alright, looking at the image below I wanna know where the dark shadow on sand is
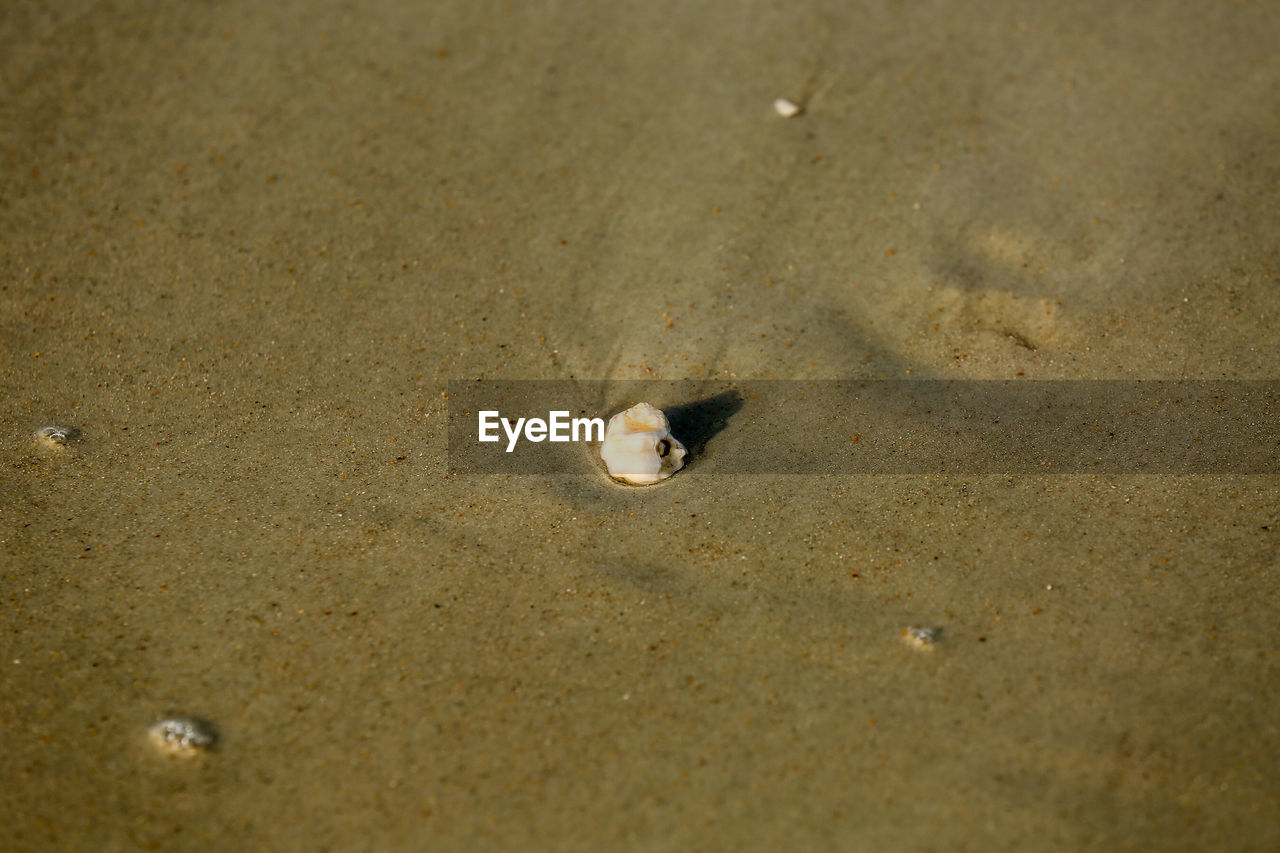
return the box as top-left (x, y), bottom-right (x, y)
top-left (664, 391), bottom-right (744, 466)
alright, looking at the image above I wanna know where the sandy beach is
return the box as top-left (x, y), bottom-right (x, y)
top-left (2, 1), bottom-right (1277, 849)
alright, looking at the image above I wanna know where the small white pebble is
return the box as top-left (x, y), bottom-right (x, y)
top-left (903, 625), bottom-right (941, 650)
top-left (148, 715), bottom-right (217, 758)
top-left (773, 98), bottom-right (801, 118)
top-left (34, 425), bottom-right (75, 449)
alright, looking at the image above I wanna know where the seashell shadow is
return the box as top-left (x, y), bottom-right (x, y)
top-left (663, 391), bottom-right (744, 468)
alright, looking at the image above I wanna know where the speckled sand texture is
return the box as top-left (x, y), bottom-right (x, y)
top-left (2, 1), bottom-right (1278, 850)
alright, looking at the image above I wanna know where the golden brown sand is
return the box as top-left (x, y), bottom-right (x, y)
top-left (2, 1), bottom-right (1277, 849)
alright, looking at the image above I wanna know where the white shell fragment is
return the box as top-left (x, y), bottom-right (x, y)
top-left (773, 98), bottom-right (802, 117)
top-left (34, 425), bottom-right (74, 449)
top-left (600, 403), bottom-right (686, 485)
top-left (148, 715), bottom-right (217, 758)
top-left (903, 625), bottom-right (941, 650)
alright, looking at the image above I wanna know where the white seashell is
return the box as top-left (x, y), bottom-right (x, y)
top-left (148, 715), bottom-right (217, 758)
top-left (903, 626), bottom-right (941, 650)
top-left (600, 403), bottom-right (686, 485)
top-left (34, 425), bottom-right (74, 448)
top-left (773, 98), bottom-right (801, 117)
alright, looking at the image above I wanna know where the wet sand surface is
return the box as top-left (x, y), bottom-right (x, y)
top-left (2, 1), bottom-right (1278, 849)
